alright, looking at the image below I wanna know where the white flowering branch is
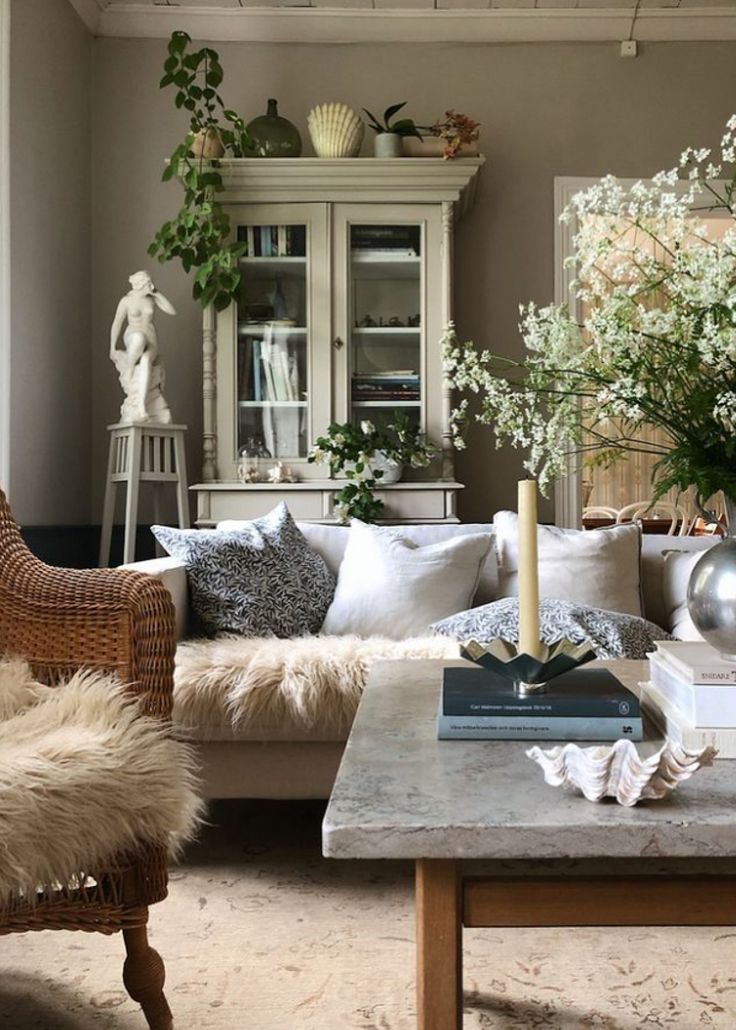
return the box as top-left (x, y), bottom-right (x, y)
top-left (443, 114), bottom-right (736, 501)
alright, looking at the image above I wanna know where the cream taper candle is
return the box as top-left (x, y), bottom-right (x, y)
top-left (517, 479), bottom-right (541, 658)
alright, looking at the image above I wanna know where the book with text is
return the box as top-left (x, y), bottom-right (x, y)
top-left (654, 641), bottom-right (736, 683)
top-left (441, 667), bottom-right (640, 719)
top-left (640, 680), bottom-right (733, 757)
top-left (648, 651), bottom-right (736, 728)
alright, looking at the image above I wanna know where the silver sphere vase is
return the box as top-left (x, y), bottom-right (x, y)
top-left (687, 497), bottom-right (736, 660)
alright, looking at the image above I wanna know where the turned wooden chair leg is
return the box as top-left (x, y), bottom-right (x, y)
top-left (123, 924), bottom-right (173, 1030)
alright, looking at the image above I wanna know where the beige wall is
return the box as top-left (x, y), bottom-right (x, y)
top-left (86, 38), bottom-right (734, 523)
top-left (9, 0), bottom-right (91, 525)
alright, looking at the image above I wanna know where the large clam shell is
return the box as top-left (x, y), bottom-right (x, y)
top-left (307, 102), bottom-right (364, 158)
top-left (526, 738), bottom-right (716, 807)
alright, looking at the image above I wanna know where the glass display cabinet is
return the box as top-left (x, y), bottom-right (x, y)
top-left (194, 157), bottom-right (483, 525)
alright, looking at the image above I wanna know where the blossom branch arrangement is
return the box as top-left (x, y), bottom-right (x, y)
top-left (426, 110), bottom-right (480, 159)
top-left (443, 113), bottom-right (736, 503)
top-left (308, 416), bottom-right (437, 523)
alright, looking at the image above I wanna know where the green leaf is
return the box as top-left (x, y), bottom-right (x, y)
top-left (383, 101), bottom-right (407, 125)
top-left (170, 31), bottom-right (191, 54)
top-left (362, 109), bottom-right (382, 132)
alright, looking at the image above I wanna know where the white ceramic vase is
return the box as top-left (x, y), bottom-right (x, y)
top-left (371, 451), bottom-right (402, 484)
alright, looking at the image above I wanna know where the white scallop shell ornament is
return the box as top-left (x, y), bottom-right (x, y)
top-left (308, 103), bottom-right (364, 158)
top-left (526, 738), bottom-right (716, 807)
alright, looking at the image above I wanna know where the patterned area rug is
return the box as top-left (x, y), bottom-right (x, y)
top-left (1, 800), bottom-right (735, 1029)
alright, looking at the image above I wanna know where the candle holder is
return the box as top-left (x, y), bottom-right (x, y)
top-left (461, 637), bottom-right (597, 696)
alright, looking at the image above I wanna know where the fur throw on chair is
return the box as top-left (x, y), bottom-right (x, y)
top-left (174, 634), bottom-right (459, 734)
top-left (0, 659), bottom-right (203, 898)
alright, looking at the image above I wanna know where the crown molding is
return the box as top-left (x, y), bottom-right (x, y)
top-left (86, 6), bottom-right (736, 44)
top-left (67, 0), bottom-right (102, 35)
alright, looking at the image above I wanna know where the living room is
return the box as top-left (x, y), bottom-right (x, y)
top-left (2, 0), bottom-right (736, 1027)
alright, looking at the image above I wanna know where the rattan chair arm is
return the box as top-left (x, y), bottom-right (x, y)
top-left (0, 493), bottom-right (175, 717)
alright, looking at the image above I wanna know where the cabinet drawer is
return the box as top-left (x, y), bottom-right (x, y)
top-left (375, 487), bottom-right (452, 521)
top-left (200, 488), bottom-right (326, 524)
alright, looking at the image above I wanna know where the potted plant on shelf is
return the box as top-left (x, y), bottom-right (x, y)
top-left (403, 110), bottom-right (480, 159)
top-left (363, 102), bottom-right (422, 159)
top-left (308, 416), bottom-right (437, 523)
top-left (148, 31), bottom-right (254, 311)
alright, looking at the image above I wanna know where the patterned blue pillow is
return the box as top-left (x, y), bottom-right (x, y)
top-left (431, 597), bottom-right (672, 660)
top-left (152, 503), bottom-right (335, 638)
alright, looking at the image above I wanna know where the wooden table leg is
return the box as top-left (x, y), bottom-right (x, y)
top-left (416, 859), bottom-right (462, 1030)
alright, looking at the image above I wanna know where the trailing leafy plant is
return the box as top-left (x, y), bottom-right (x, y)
top-left (309, 417), bottom-right (437, 523)
top-left (148, 31), bottom-right (253, 311)
top-left (362, 102), bottom-right (422, 139)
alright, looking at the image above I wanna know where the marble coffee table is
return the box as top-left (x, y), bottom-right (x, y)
top-left (322, 658), bottom-right (736, 1030)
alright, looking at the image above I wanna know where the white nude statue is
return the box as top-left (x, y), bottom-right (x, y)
top-left (109, 271), bottom-right (176, 424)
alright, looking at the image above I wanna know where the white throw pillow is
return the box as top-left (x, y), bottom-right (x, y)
top-left (321, 520), bottom-right (493, 639)
top-left (493, 511), bottom-right (642, 617)
top-left (661, 550), bottom-right (706, 641)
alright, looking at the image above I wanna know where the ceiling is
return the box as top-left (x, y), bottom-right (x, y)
top-left (94, 0), bottom-right (736, 7)
top-left (69, 0), bottom-right (736, 41)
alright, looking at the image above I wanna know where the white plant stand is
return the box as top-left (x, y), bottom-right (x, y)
top-left (99, 422), bottom-right (188, 567)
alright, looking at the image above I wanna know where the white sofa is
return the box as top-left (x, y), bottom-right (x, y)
top-left (124, 522), bottom-right (715, 800)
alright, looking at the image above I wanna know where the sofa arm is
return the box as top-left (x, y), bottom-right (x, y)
top-left (120, 557), bottom-right (189, 641)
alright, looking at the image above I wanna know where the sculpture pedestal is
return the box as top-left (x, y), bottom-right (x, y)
top-left (99, 422), bottom-right (188, 567)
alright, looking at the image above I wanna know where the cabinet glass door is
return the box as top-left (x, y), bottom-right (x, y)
top-left (236, 222), bottom-right (309, 461)
top-left (348, 223), bottom-right (423, 433)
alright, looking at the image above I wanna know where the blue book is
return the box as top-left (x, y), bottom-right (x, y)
top-left (252, 340), bottom-right (261, 402)
top-left (442, 667), bottom-right (640, 720)
top-left (260, 226), bottom-right (272, 257)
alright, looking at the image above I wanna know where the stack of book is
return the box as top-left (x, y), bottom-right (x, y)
top-left (642, 641), bottom-right (736, 758)
top-left (237, 225), bottom-right (306, 258)
top-left (351, 225), bottom-right (419, 254)
top-left (437, 666), bottom-right (643, 741)
top-left (352, 372), bottom-right (420, 403)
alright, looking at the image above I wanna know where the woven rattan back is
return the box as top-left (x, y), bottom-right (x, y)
top-left (0, 489), bottom-right (175, 716)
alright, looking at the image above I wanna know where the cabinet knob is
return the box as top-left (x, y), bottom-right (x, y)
top-left (333, 337), bottom-right (345, 350)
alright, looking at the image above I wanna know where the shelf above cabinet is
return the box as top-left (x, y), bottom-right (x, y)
top-left (217, 158), bottom-right (484, 218)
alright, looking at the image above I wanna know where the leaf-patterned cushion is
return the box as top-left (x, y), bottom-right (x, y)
top-left (152, 503), bottom-right (335, 638)
top-left (431, 597), bottom-right (672, 660)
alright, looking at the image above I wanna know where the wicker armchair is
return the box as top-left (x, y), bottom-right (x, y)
top-left (0, 489), bottom-right (178, 1030)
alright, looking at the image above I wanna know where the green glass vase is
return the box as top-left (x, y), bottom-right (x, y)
top-left (246, 99), bottom-right (302, 158)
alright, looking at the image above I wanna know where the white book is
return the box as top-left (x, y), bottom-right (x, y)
top-left (640, 681), bottom-right (736, 758)
top-left (654, 641), bottom-right (736, 684)
top-left (277, 225), bottom-right (287, 257)
top-left (648, 652), bottom-right (736, 728)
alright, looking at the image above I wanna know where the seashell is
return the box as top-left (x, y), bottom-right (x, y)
top-left (307, 103), bottom-right (364, 159)
top-left (526, 738), bottom-right (717, 807)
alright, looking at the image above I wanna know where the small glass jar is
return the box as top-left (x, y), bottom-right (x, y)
top-left (237, 437), bottom-right (272, 484)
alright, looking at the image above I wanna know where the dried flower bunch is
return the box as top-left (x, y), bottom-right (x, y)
top-left (428, 110), bottom-right (480, 159)
top-left (444, 113), bottom-right (736, 503)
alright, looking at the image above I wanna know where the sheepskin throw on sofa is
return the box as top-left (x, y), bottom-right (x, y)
top-left (0, 659), bottom-right (203, 897)
top-left (173, 635), bottom-right (459, 734)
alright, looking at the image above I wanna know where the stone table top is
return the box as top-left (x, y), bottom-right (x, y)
top-left (322, 659), bottom-right (736, 861)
